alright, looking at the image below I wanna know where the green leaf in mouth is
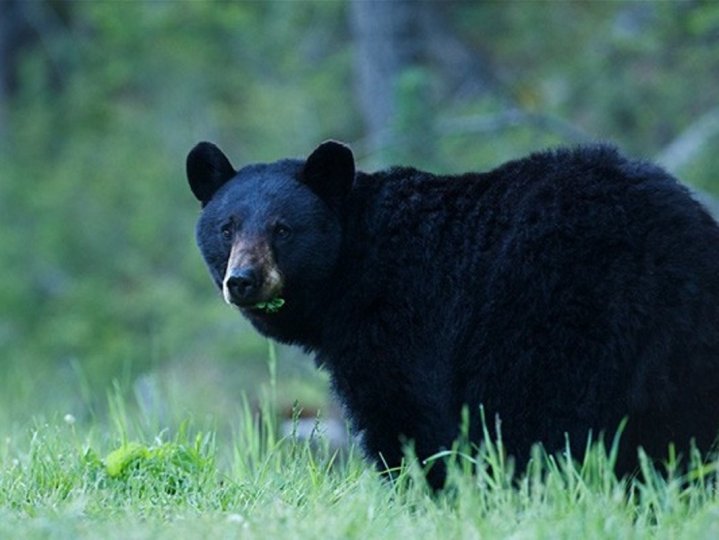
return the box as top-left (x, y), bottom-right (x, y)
top-left (252, 297), bottom-right (285, 313)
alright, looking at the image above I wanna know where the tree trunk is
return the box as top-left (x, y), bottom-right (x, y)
top-left (0, 0), bottom-right (30, 141)
top-left (349, 0), bottom-right (424, 166)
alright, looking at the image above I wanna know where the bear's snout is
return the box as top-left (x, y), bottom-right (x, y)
top-left (221, 238), bottom-right (284, 308)
top-left (224, 267), bottom-right (260, 306)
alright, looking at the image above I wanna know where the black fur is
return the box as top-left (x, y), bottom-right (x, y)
top-left (187, 141), bottom-right (236, 205)
top-left (188, 142), bottom-right (719, 489)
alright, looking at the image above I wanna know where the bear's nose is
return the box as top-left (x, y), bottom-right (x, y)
top-left (225, 267), bottom-right (259, 304)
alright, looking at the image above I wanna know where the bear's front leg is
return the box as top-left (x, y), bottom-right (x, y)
top-left (331, 358), bottom-right (459, 490)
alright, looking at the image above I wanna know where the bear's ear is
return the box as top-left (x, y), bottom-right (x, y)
top-left (302, 140), bottom-right (355, 207)
top-left (186, 141), bottom-right (236, 205)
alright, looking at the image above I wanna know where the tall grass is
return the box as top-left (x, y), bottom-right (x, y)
top-left (0, 342), bottom-right (717, 538)
top-left (1, 381), bottom-right (718, 540)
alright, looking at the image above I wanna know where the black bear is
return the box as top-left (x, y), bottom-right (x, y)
top-left (186, 140), bottom-right (719, 488)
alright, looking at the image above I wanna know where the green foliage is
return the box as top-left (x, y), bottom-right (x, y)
top-left (253, 297), bottom-right (286, 314)
top-left (1, 1), bottom-right (718, 423)
top-left (1, 399), bottom-right (719, 538)
top-left (104, 442), bottom-right (150, 478)
top-left (442, 3), bottom-right (719, 185)
top-left (0, 1), bottom-right (352, 420)
top-left (1, 8), bottom-right (718, 536)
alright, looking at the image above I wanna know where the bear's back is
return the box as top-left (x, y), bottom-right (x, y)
top-left (340, 145), bottom-right (719, 321)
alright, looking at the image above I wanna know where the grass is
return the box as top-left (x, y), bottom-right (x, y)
top-left (1, 389), bottom-right (719, 540)
top-left (1, 345), bottom-right (718, 539)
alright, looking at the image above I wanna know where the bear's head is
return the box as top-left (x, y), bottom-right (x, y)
top-left (186, 140), bottom-right (355, 343)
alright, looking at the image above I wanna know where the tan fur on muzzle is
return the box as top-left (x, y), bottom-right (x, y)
top-left (222, 239), bottom-right (283, 305)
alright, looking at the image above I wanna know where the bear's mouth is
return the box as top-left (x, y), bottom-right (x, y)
top-left (248, 297), bottom-right (285, 314)
top-left (222, 263), bottom-right (285, 313)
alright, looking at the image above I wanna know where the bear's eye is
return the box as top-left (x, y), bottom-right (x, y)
top-left (274, 222), bottom-right (292, 240)
top-left (220, 224), bottom-right (232, 241)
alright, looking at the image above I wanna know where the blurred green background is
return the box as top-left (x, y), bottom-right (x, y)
top-left (1, 1), bottom-right (718, 430)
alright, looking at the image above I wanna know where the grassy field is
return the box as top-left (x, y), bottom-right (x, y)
top-left (3, 3), bottom-right (719, 537)
top-left (2, 357), bottom-right (719, 540)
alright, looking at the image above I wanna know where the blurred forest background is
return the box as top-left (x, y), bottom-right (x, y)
top-left (0, 1), bottom-right (718, 431)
